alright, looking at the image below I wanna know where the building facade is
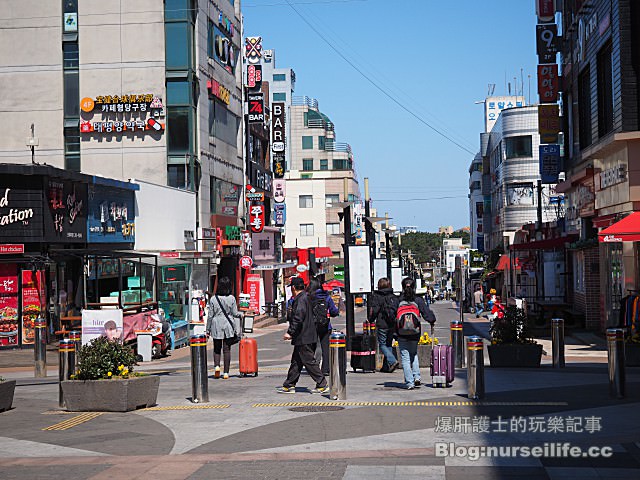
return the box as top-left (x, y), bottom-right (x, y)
top-left (468, 153), bottom-right (484, 251)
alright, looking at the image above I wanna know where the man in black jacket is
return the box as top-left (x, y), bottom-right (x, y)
top-left (277, 277), bottom-right (328, 394)
top-left (368, 277), bottom-right (399, 372)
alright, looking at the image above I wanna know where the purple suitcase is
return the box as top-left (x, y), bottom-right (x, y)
top-left (430, 327), bottom-right (454, 387)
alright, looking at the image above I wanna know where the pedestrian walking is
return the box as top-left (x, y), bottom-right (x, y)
top-left (394, 277), bottom-right (436, 390)
top-left (473, 286), bottom-right (484, 318)
top-left (308, 276), bottom-right (339, 376)
top-left (368, 277), bottom-right (398, 373)
top-left (277, 277), bottom-right (328, 394)
top-left (206, 276), bottom-right (242, 379)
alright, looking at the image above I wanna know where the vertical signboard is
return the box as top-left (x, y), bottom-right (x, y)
top-left (247, 93), bottom-right (265, 123)
top-left (273, 203), bottom-right (286, 227)
top-left (249, 203), bottom-right (265, 233)
top-left (536, 23), bottom-right (558, 64)
top-left (537, 64), bottom-right (559, 103)
top-left (0, 264), bottom-right (19, 348)
top-left (246, 64), bottom-right (262, 91)
top-left (21, 270), bottom-right (44, 346)
top-left (538, 103), bottom-right (560, 143)
top-left (244, 36), bottom-right (262, 64)
top-left (540, 144), bottom-right (561, 183)
top-left (348, 245), bottom-right (372, 293)
top-left (536, 0), bottom-right (556, 23)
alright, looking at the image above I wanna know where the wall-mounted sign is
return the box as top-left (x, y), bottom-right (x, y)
top-left (507, 183), bottom-right (534, 205)
top-left (536, 0), bottom-right (555, 23)
top-left (0, 244), bottom-right (24, 254)
top-left (272, 155), bottom-right (285, 179)
top-left (80, 94), bottom-right (165, 135)
top-left (599, 164), bottom-right (627, 190)
top-left (249, 163), bottom-right (273, 194)
top-left (249, 203), bottom-right (265, 233)
top-left (246, 191), bottom-right (264, 202)
top-left (537, 64), bottom-right (559, 103)
top-left (245, 36), bottom-right (262, 64)
top-left (0, 184), bottom-right (42, 241)
top-left (218, 11), bottom-right (235, 37)
top-left (538, 103), bottom-right (560, 144)
top-left (271, 102), bottom-right (286, 152)
top-left (64, 13), bottom-right (78, 32)
top-left (213, 24), bottom-right (238, 74)
top-left (240, 256), bottom-right (253, 270)
top-left (539, 144), bottom-right (560, 184)
top-left (484, 96), bottom-right (524, 133)
top-left (207, 79), bottom-right (231, 105)
top-left (211, 178), bottom-right (240, 216)
top-left (273, 203), bottom-right (286, 227)
top-left (248, 93), bottom-right (265, 123)
top-left (87, 185), bottom-right (135, 243)
top-left (536, 23), bottom-right (558, 64)
top-left (45, 179), bottom-right (87, 243)
top-left (273, 179), bottom-right (286, 203)
top-left (246, 64), bottom-right (262, 91)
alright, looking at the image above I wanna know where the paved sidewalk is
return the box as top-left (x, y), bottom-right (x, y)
top-left (1, 302), bottom-right (638, 479)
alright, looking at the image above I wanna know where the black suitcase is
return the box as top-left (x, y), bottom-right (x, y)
top-left (350, 334), bottom-right (376, 372)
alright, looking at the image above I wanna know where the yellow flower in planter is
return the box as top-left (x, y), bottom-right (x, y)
top-left (107, 372), bottom-right (112, 377)
top-left (118, 365), bottom-right (124, 371)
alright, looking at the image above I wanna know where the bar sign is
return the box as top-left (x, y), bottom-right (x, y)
top-left (0, 244), bottom-right (24, 254)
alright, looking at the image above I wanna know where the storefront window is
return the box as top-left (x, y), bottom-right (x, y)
top-left (159, 264), bottom-right (191, 322)
top-left (605, 244), bottom-right (624, 325)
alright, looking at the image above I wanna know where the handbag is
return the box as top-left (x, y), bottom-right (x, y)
top-left (216, 295), bottom-right (240, 345)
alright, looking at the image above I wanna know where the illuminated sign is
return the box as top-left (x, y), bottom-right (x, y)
top-left (248, 93), bottom-right (264, 123)
top-left (79, 93), bottom-right (165, 135)
top-left (207, 79), bottom-right (231, 105)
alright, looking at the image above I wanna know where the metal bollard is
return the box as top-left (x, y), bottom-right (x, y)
top-left (551, 318), bottom-right (565, 368)
top-left (606, 328), bottom-right (625, 399)
top-left (467, 336), bottom-right (485, 400)
top-left (451, 319), bottom-right (465, 368)
top-left (34, 317), bottom-right (47, 378)
top-left (68, 330), bottom-right (82, 367)
top-left (329, 331), bottom-right (347, 400)
top-left (190, 334), bottom-right (209, 403)
top-left (58, 339), bottom-right (75, 408)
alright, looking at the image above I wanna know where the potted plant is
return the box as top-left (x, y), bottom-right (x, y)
top-left (417, 331), bottom-right (438, 367)
top-left (0, 376), bottom-right (16, 412)
top-left (488, 305), bottom-right (543, 367)
top-left (61, 336), bottom-right (159, 412)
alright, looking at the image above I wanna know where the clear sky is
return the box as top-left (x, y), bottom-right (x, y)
top-left (243, 0), bottom-right (539, 232)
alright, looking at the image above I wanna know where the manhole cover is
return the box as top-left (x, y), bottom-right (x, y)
top-left (289, 406), bottom-right (345, 412)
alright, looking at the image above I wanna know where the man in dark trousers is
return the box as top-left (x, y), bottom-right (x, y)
top-left (277, 277), bottom-right (328, 394)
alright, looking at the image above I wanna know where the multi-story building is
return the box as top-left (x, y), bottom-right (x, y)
top-left (468, 153), bottom-right (484, 251)
top-left (557, 0), bottom-right (640, 330)
top-left (285, 96), bottom-right (359, 264)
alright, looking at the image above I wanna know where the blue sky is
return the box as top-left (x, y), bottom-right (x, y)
top-left (243, 0), bottom-right (539, 232)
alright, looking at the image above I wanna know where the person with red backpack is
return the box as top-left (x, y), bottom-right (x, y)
top-left (394, 277), bottom-right (436, 390)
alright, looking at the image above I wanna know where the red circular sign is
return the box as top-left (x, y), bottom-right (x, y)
top-left (240, 256), bottom-right (253, 270)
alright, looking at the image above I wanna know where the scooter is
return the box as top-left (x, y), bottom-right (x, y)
top-left (149, 313), bottom-right (171, 358)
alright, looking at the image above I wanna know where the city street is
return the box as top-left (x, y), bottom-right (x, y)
top-left (1, 302), bottom-right (639, 480)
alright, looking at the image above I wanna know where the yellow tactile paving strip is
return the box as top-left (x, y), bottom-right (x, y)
top-left (252, 400), bottom-right (568, 408)
top-left (42, 412), bottom-right (103, 430)
top-left (142, 404), bottom-right (230, 411)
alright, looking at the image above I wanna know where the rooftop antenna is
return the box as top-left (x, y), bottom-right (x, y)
top-left (26, 123), bottom-right (39, 165)
top-left (508, 82), bottom-right (511, 95)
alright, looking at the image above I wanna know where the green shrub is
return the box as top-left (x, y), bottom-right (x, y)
top-left (489, 305), bottom-right (534, 345)
top-left (74, 336), bottom-right (137, 380)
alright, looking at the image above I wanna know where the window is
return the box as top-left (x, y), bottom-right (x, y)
top-left (301, 173), bottom-right (312, 179)
top-left (470, 181), bottom-right (481, 191)
top-left (64, 127), bottom-right (80, 172)
top-left (62, 43), bottom-right (78, 69)
top-left (597, 41), bottom-right (614, 137)
top-left (578, 66), bottom-right (592, 149)
top-left (302, 158), bottom-right (313, 171)
top-left (471, 162), bottom-right (482, 172)
top-left (299, 195), bottom-right (313, 208)
top-left (63, 71), bottom-right (79, 118)
top-left (165, 22), bottom-right (193, 70)
top-left (318, 136), bottom-right (325, 150)
top-left (325, 194), bottom-right (339, 207)
top-left (327, 223), bottom-right (340, 235)
top-left (165, 0), bottom-right (195, 21)
top-left (273, 92), bottom-right (286, 101)
top-left (333, 159), bottom-right (351, 170)
top-left (300, 224), bottom-right (314, 236)
top-left (504, 136), bottom-right (532, 159)
top-left (209, 99), bottom-right (239, 146)
top-left (167, 106), bottom-right (192, 154)
top-left (168, 164), bottom-right (187, 189)
top-left (320, 159), bottom-right (328, 170)
top-left (167, 80), bottom-right (191, 105)
top-left (302, 136), bottom-right (313, 149)
top-left (573, 251), bottom-right (585, 293)
top-left (273, 73), bottom-right (286, 81)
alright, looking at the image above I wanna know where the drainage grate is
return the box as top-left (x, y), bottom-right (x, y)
top-left (289, 406), bottom-right (345, 412)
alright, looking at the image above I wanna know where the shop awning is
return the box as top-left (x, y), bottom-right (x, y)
top-left (313, 247), bottom-right (333, 258)
top-left (510, 234), bottom-right (578, 251)
top-left (495, 254), bottom-right (511, 271)
top-left (598, 212), bottom-right (640, 242)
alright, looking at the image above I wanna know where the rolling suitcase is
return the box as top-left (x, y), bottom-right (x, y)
top-left (430, 326), bottom-right (454, 387)
top-left (350, 334), bottom-right (376, 372)
top-left (239, 336), bottom-right (258, 377)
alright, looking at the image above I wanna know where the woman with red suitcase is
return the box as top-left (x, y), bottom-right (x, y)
top-left (206, 277), bottom-right (242, 379)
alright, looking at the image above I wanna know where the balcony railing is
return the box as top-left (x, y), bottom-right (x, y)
top-left (324, 141), bottom-right (351, 153)
top-left (308, 118), bottom-right (334, 131)
top-left (292, 96), bottom-right (319, 109)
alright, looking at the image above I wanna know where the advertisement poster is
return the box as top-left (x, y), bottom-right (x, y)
top-left (81, 309), bottom-right (124, 346)
top-left (0, 264), bottom-right (19, 347)
top-left (348, 245), bottom-right (372, 293)
top-left (246, 273), bottom-right (264, 313)
top-left (21, 270), bottom-right (44, 346)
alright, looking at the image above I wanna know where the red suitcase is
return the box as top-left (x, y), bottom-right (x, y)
top-left (239, 337), bottom-right (258, 377)
top-left (430, 327), bottom-right (454, 387)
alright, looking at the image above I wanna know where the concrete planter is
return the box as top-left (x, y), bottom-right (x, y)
top-left (417, 344), bottom-right (433, 368)
top-left (488, 343), bottom-right (543, 368)
top-left (61, 375), bottom-right (159, 412)
top-left (0, 380), bottom-right (16, 412)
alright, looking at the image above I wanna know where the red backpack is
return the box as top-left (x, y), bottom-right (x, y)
top-left (395, 301), bottom-right (421, 336)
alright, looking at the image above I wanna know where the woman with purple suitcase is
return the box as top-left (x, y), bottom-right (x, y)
top-left (394, 277), bottom-right (436, 389)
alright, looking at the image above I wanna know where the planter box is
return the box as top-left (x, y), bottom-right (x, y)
top-left (488, 343), bottom-right (543, 368)
top-left (626, 343), bottom-right (640, 367)
top-left (61, 375), bottom-right (159, 412)
top-left (0, 380), bottom-right (16, 412)
top-left (417, 344), bottom-right (433, 368)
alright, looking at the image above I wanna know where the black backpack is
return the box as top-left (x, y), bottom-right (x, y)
top-left (311, 295), bottom-right (330, 328)
top-left (377, 294), bottom-right (397, 329)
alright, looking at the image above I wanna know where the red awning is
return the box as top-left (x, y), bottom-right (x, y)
top-left (510, 234), bottom-right (578, 251)
top-left (495, 254), bottom-right (511, 271)
top-left (313, 247), bottom-right (333, 258)
top-left (599, 212), bottom-right (640, 242)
